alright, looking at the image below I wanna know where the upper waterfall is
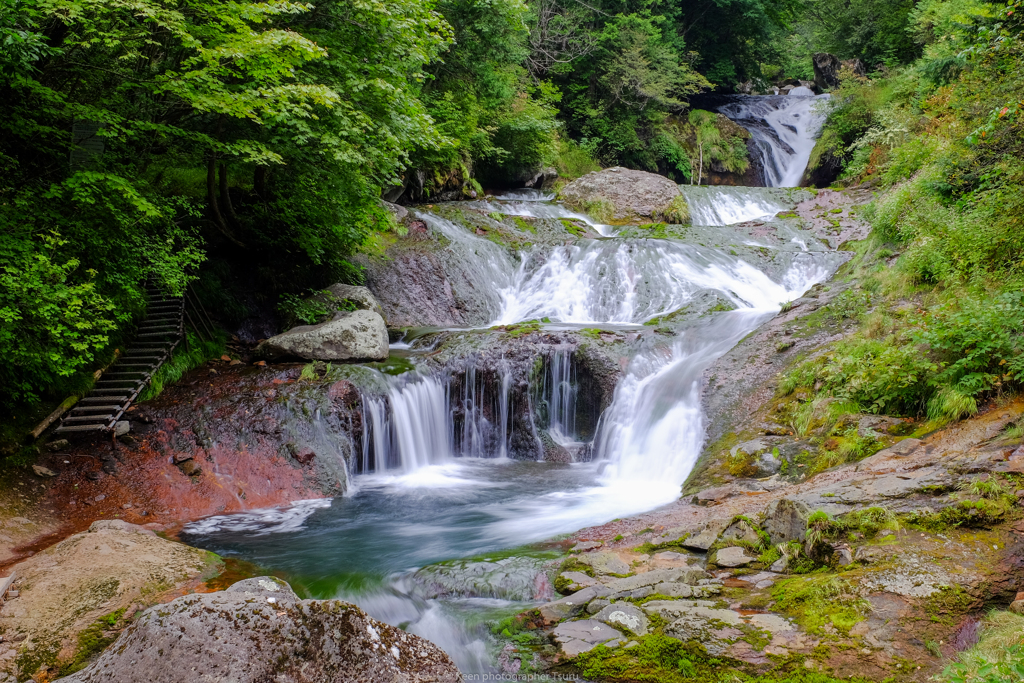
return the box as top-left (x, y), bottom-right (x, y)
top-left (711, 94), bottom-right (830, 187)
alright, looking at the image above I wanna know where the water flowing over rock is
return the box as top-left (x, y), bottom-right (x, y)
top-left (57, 577), bottom-right (461, 683)
top-left (257, 310), bottom-right (389, 362)
top-left (558, 167), bottom-right (686, 222)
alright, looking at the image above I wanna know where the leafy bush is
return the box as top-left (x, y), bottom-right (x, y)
top-left (0, 233), bottom-right (117, 406)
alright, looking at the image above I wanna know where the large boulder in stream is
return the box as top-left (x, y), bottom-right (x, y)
top-left (58, 577), bottom-right (461, 683)
top-left (257, 309), bottom-right (389, 362)
top-left (559, 167), bottom-right (688, 223)
top-left (813, 52), bottom-right (867, 91)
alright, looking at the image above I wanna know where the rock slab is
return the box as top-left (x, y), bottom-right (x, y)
top-left (58, 577), bottom-right (460, 683)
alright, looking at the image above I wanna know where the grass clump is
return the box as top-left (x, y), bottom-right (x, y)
top-left (139, 331), bottom-right (225, 401)
top-left (939, 611), bottom-right (1024, 683)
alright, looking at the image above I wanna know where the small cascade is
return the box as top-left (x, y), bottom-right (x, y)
top-left (495, 239), bottom-right (810, 324)
top-left (712, 94), bottom-right (830, 187)
top-left (360, 376), bottom-right (452, 473)
top-left (680, 186), bottom-right (789, 226)
top-left (545, 347), bottom-right (577, 442)
top-left (463, 190), bottom-right (613, 236)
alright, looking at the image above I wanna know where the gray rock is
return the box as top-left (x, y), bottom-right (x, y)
top-left (720, 519), bottom-right (763, 547)
top-left (715, 547), bottom-right (754, 568)
top-left (411, 555), bottom-right (553, 602)
top-left (113, 421), bottom-right (130, 437)
top-left (557, 571), bottom-right (599, 594)
top-left (836, 547), bottom-right (854, 566)
top-left (682, 518), bottom-right (731, 551)
top-left (586, 598), bottom-right (610, 615)
top-left (381, 200), bottom-right (409, 223)
top-left (325, 284), bottom-right (387, 323)
top-left (559, 167), bottom-right (686, 222)
top-left (762, 498), bottom-right (813, 544)
top-left (572, 541), bottom-right (603, 553)
top-left (576, 551), bottom-right (630, 576)
top-left (57, 577), bottom-right (459, 683)
top-left (653, 583), bottom-right (693, 598)
top-left (551, 619), bottom-right (623, 657)
top-left (602, 568), bottom-right (709, 593)
top-left (769, 555), bottom-right (789, 573)
top-left (593, 603), bottom-right (649, 636)
top-left (46, 439), bottom-right (70, 452)
top-left (258, 310), bottom-right (388, 362)
top-left (537, 584), bottom-right (611, 624)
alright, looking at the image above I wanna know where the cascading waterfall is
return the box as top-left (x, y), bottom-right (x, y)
top-left (183, 101), bottom-right (845, 675)
top-left (713, 93), bottom-right (830, 187)
top-left (495, 239), bottom-right (811, 325)
top-left (680, 185), bottom-right (790, 225)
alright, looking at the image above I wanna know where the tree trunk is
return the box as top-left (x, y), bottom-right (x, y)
top-left (219, 162), bottom-right (241, 229)
top-left (254, 166), bottom-right (267, 199)
top-left (207, 157), bottom-right (244, 247)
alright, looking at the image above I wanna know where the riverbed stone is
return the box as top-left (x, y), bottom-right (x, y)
top-left (593, 602), bottom-right (649, 636)
top-left (257, 309), bottom-right (389, 362)
top-left (536, 584), bottom-right (611, 624)
top-left (576, 551), bottom-right (630, 576)
top-left (720, 519), bottom-right (763, 546)
top-left (551, 619), bottom-right (624, 657)
top-left (682, 518), bottom-right (732, 550)
top-left (557, 571), bottom-right (599, 594)
top-left (715, 546), bottom-right (755, 567)
top-left (324, 284), bottom-right (387, 323)
top-left (763, 497), bottom-right (813, 544)
top-left (58, 577), bottom-right (460, 683)
top-left (559, 167), bottom-right (686, 222)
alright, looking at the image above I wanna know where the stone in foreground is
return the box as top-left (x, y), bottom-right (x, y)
top-left (258, 309), bottom-right (388, 362)
top-left (57, 577), bottom-right (460, 683)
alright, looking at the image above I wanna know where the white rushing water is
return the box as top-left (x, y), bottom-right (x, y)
top-left (715, 94), bottom-right (830, 187)
top-left (680, 185), bottom-right (790, 225)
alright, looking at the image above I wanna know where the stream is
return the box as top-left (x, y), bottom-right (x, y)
top-left (181, 93), bottom-right (840, 673)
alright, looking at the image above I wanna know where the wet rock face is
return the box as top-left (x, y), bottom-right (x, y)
top-left (258, 310), bottom-right (389, 362)
top-left (559, 167), bottom-right (685, 222)
top-left (57, 577), bottom-right (461, 683)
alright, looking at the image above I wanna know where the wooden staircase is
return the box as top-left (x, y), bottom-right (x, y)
top-left (55, 284), bottom-right (184, 435)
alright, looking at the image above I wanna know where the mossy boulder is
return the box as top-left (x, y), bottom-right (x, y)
top-left (57, 577), bottom-right (460, 683)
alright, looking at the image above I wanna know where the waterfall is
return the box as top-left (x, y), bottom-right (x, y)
top-left (680, 186), bottom-right (790, 225)
top-left (712, 94), bottom-right (830, 187)
top-left (494, 239), bottom-right (806, 324)
top-left (544, 346), bottom-right (577, 444)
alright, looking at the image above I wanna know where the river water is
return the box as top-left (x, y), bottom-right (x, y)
top-left (182, 94), bottom-right (836, 672)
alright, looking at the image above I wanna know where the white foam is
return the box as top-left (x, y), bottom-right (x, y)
top-left (183, 498), bottom-right (332, 536)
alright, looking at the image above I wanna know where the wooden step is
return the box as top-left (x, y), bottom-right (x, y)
top-left (62, 416), bottom-right (113, 424)
top-left (55, 424), bottom-right (110, 433)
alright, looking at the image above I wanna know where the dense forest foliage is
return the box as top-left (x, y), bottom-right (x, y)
top-left (0, 0), bottom-right (1019, 416)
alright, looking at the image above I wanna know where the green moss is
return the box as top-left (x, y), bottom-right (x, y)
top-left (559, 218), bottom-right (587, 237)
top-left (925, 585), bottom-right (977, 625)
top-left (57, 608), bottom-right (127, 676)
top-left (511, 215), bottom-right (536, 233)
top-left (573, 635), bottom-right (721, 682)
top-left (771, 575), bottom-right (869, 635)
